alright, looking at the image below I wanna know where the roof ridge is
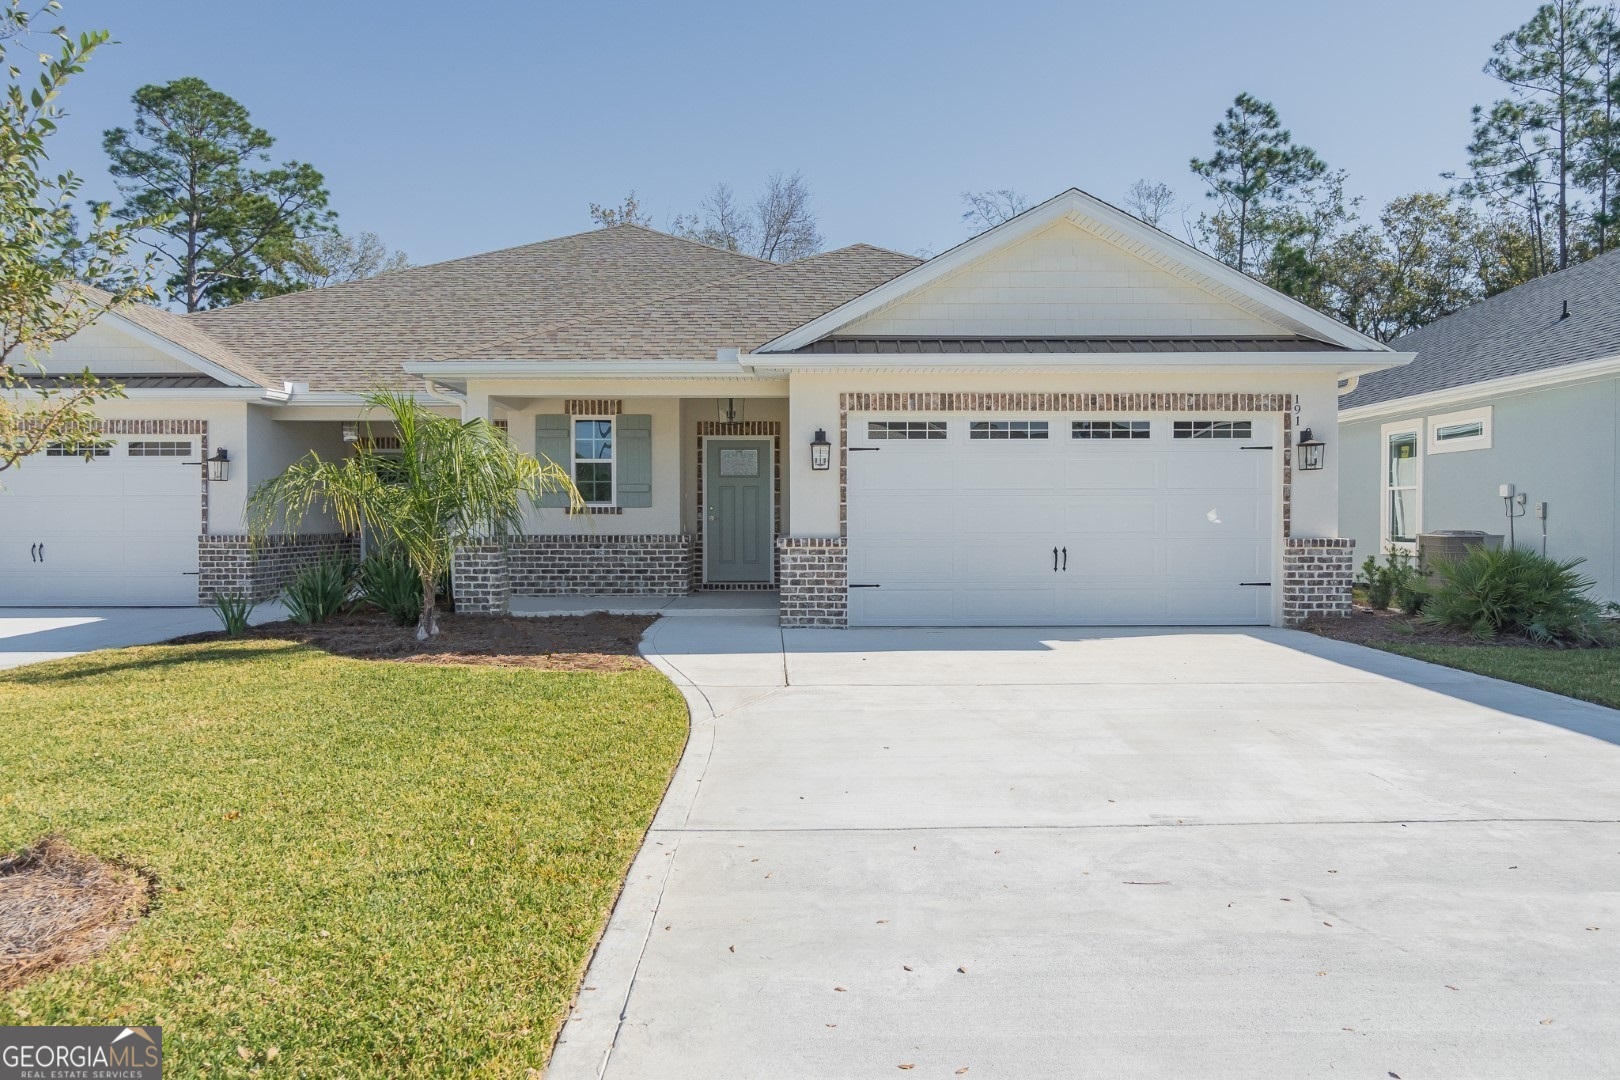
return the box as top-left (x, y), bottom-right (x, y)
top-left (188, 224), bottom-right (772, 322)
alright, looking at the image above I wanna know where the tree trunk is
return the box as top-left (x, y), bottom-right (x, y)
top-left (416, 570), bottom-right (439, 641)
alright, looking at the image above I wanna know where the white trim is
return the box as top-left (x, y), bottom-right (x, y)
top-left (1380, 418), bottom-right (1424, 552)
top-left (1426, 405), bottom-right (1493, 455)
top-left (406, 360), bottom-right (758, 378)
top-left (755, 189), bottom-right (1394, 355)
top-left (743, 351), bottom-right (1409, 377)
top-left (700, 434), bottom-right (776, 585)
top-left (1340, 354), bottom-right (1620, 422)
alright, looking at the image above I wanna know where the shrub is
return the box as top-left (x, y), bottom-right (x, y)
top-left (210, 592), bottom-right (255, 638)
top-left (1358, 550), bottom-right (1425, 613)
top-left (283, 556), bottom-right (354, 625)
top-left (1423, 546), bottom-right (1614, 645)
top-left (357, 549), bottom-right (422, 627)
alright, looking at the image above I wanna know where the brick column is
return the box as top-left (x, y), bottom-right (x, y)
top-left (1282, 538), bottom-right (1355, 625)
top-left (452, 542), bottom-right (511, 614)
top-left (777, 537), bottom-right (847, 628)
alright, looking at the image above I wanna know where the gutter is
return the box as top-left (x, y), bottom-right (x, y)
top-left (1339, 353), bottom-right (1620, 422)
top-left (743, 351), bottom-right (1414, 377)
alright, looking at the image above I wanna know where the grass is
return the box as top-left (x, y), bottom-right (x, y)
top-left (0, 639), bottom-right (688, 1076)
top-left (1375, 641), bottom-right (1620, 710)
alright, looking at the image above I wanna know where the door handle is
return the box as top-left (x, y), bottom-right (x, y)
top-left (30, 543), bottom-right (37, 563)
top-left (37, 542), bottom-right (44, 563)
top-left (1053, 546), bottom-right (1058, 572)
top-left (1062, 546), bottom-right (1067, 571)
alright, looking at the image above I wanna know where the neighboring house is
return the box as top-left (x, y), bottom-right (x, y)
top-left (4, 189), bottom-right (1405, 626)
top-left (1339, 250), bottom-right (1620, 603)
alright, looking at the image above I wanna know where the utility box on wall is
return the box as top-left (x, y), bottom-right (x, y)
top-left (1417, 531), bottom-right (1504, 566)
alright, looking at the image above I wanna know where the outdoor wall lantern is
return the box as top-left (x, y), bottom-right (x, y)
top-left (810, 428), bottom-right (832, 471)
top-left (342, 421), bottom-right (360, 443)
top-left (208, 447), bottom-right (230, 482)
top-left (1295, 428), bottom-right (1325, 471)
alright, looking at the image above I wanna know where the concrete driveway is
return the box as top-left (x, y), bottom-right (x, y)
top-left (0, 604), bottom-right (288, 670)
top-left (551, 615), bottom-right (1620, 1080)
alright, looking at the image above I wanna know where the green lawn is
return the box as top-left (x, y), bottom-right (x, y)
top-left (1376, 641), bottom-right (1620, 710)
top-left (0, 639), bottom-right (688, 1076)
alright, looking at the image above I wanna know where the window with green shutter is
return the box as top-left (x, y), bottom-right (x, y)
top-left (534, 412), bottom-right (652, 509)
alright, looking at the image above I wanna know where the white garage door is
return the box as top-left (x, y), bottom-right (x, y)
top-left (0, 438), bottom-right (202, 606)
top-left (846, 415), bottom-right (1276, 626)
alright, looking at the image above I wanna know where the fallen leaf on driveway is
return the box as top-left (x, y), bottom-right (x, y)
top-left (957, 966), bottom-right (967, 974)
top-left (1541, 1019), bottom-right (1554, 1025)
top-left (728, 945), bottom-right (735, 953)
top-left (956, 1070), bottom-right (969, 1076)
top-left (1445, 985), bottom-right (1459, 991)
top-left (834, 986), bottom-right (846, 992)
top-left (898, 1064), bottom-right (915, 1070)
top-left (903, 965), bottom-right (912, 971)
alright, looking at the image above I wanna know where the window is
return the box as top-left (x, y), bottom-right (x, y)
top-left (572, 418), bottom-right (614, 504)
top-left (44, 442), bottom-right (110, 458)
top-left (1073, 420), bottom-right (1149, 440)
top-left (1382, 421), bottom-right (1422, 547)
top-left (868, 420), bottom-right (946, 440)
top-left (969, 420), bottom-right (1048, 440)
top-left (1173, 420), bottom-right (1252, 440)
top-left (1427, 406), bottom-right (1492, 454)
top-left (126, 440), bottom-right (192, 457)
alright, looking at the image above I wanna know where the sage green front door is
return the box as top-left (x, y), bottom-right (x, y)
top-left (705, 439), bottom-right (772, 582)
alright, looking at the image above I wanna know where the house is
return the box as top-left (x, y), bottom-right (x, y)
top-left (3, 189), bottom-right (1405, 626)
top-left (1339, 249), bottom-right (1620, 603)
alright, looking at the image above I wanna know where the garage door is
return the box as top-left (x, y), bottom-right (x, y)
top-left (0, 438), bottom-right (202, 606)
top-left (846, 415), bottom-right (1276, 626)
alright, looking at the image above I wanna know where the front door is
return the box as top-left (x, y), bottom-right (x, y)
top-left (705, 438), bottom-right (772, 582)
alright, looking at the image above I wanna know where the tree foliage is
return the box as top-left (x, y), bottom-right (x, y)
top-left (1, 1), bottom-right (150, 475)
top-left (104, 76), bottom-right (334, 311)
top-left (246, 392), bottom-right (579, 640)
top-left (959, 189), bottom-right (1029, 232)
top-left (1122, 180), bottom-right (1180, 229)
top-left (1190, 93), bottom-right (1330, 275)
top-left (671, 172), bottom-right (823, 261)
top-left (588, 190), bottom-right (652, 228)
top-left (287, 229), bottom-right (409, 289)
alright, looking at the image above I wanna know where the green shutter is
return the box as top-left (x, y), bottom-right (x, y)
top-left (617, 414), bottom-right (652, 508)
top-left (535, 414), bottom-right (572, 508)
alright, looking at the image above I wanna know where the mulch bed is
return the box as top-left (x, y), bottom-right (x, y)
top-left (1304, 605), bottom-right (1553, 648)
top-left (172, 608), bottom-right (659, 671)
top-left (0, 837), bottom-right (154, 991)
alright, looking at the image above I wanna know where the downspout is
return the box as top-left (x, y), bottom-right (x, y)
top-left (421, 377), bottom-right (467, 413)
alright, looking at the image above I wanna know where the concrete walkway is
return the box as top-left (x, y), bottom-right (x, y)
top-left (0, 604), bottom-right (288, 670)
top-left (551, 616), bottom-right (1620, 1079)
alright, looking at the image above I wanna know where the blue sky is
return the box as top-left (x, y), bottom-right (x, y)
top-left (48, 0), bottom-right (1537, 266)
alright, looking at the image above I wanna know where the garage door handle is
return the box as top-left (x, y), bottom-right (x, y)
top-left (1053, 547), bottom-right (1059, 572)
top-left (1062, 546), bottom-right (1067, 571)
top-left (1239, 581), bottom-right (1271, 587)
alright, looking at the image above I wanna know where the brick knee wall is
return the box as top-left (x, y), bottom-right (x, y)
top-left (1282, 537), bottom-right (1355, 624)
top-left (453, 543), bottom-right (511, 614)
top-left (198, 533), bottom-right (357, 602)
top-left (505, 535), bottom-right (694, 595)
top-left (777, 537), bottom-right (847, 628)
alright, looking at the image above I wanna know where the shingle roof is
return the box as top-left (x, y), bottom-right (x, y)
top-left (794, 335), bottom-right (1345, 355)
top-left (23, 372), bottom-right (224, 389)
top-left (77, 285), bottom-right (277, 387)
top-left (462, 243), bottom-right (923, 361)
top-left (1343, 248), bottom-right (1620, 408)
top-left (186, 225), bottom-right (791, 390)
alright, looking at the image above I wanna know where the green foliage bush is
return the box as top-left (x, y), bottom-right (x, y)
top-left (1358, 550), bottom-right (1426, 613)
top-left (1424, 546), bottom-right (1614, 645)
top-left (283, 556), bottom-right (354, 625)
top-left (210, 592), bottom-right (254, 637)
top-left (357, 549), bottom-right (422, 627)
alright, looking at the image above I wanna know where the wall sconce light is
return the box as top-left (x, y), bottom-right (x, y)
top-left (810, 428), bottom-right (832, 471)
top-left (342, 421), bottom-right (359, 443)
top-left (1296, 427), bottom-right (1325, 471)
top-left (208, 446), bottom-right (230, 482)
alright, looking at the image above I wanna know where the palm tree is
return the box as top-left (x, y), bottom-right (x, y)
top-left (247, 391), bottom-right (578, 639)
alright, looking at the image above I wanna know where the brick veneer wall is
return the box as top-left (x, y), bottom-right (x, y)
top-left (453, 543), bottom-right (511, 614)
top-left (198, 533), bottom-right (358, 602)
top-left (505, 534), bottom-right (694, 595)
top-left (1282, 537), bottom-right (1355, 624)
top-left (777, 537), bottom-right (847, 628)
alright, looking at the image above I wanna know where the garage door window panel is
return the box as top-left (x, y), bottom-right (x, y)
top-left (867, 420), bottom-right (946, 440)
top-left (1073, 420), bottom-right (1149, 439)
top-left (1173, 420), bottom-right (1252, 440)
top-left (969, 420), bottom-right (1048, 440)
top-left (127, 440), bottom-right (193, 457)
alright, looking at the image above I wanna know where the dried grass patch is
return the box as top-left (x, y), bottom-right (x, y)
top-left (0, 836), bottom-right (153, 991)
